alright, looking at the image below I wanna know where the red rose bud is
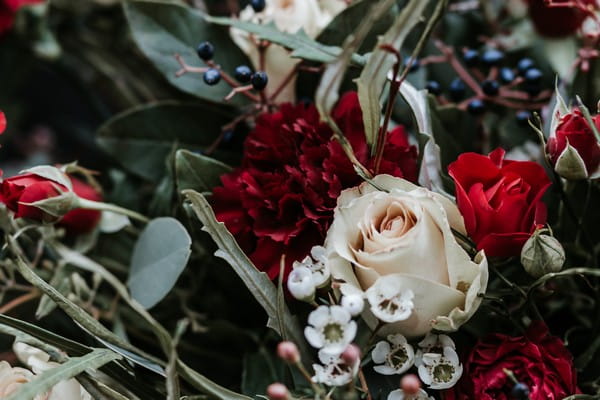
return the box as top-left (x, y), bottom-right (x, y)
top-left (340, 344), bottom-right (361, 366)
top-left (527, 0), bottom-right (596, 38)
top-left (400, 374), bottom-right (422, 395)
top-left (266, 383), bottom-right (289, 400)
top-left (444, 322), bottom-right (579, 400)
top-left (547, 110), bottom-right (600, 179)
top-left (276, 341), bottom-right (300, 364)
top-left (448, 148), bottom-right (551, 257)
top-left (0, 169), bottom-right (102, 233)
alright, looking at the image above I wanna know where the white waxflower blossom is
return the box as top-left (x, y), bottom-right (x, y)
top-left (415, 334), bottom-right (462, 390)
top-left (340, 283), bottom-right (365, 316)
top-left (372, 334), bottom-right (415, 375)
top-left (388, 388), bottom-right (434, 400)
top-left (287, 266), bottom-right (316, 301)
top-left (294, 245), bottom-right (331, 288)
top-left (304, 305), bottom-right (357, 355)
top-left (365, 277), bottom-right (414, 323)
top-left (312, 349), bottom-right (359, 386)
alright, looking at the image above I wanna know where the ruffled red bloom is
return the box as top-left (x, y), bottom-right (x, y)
top-left (212, 92), bottom-right (418, 279)
top-left (444, 322), bottom-right (579, 400)
top-left (0, 173), bottom-right (102, 233)
top-left (0, 0), bottom-right (44, 36)
top-left (527, 0), bottom-right (596, 38)
top-left (448, 148), bottom-right (551, 257)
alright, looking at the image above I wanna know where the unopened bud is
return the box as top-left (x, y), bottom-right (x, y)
top-left (287, 266), bottom-right (315, 302)
top-left (267, 383), bottom-right (289, 400)
top-left (341, 293), bottom-right (364, 316)
top-left (341, 344), bottom-right (361, 365)
top-left (400, 374), bottom-right (421, 395)
top-left (554, 143), bottom-right (589, 180)
top-left (277, 341), bottom-right (300, 364)
top-left (521, 230), bottom-right (565, 278)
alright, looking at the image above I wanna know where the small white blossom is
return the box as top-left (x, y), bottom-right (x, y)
top-left (365, 277), bottom-right (414, 323)
top-left (372, 334), bottom-right (415, 375)
top-left (304, 305), bottom-right (357, 355)
top-left (340, 283), bottom-right (365, 316)
top-left (415, 334), bottom-right (462, 390)
top-left (388, 388), bottom-right (434, 400)
top-left (312, 349), bottom-right (359, 386)
top-left (287, 266), bottom-right (315, 301)
top-left (293, 245), bottom-right (331, 288)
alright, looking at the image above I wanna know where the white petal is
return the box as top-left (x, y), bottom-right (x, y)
top-left (308, 306), bottom-right (330, 328)
top-left (418, 364), bottom-right (432, 385)
top-left (329, 305), bottom-right (351, 324)
top-left (341, 294), bottom-right (365, 316)
top-left (372, 341), bottom-right (391, 363)
top-left (304, 327), bottom-right (324, 349)
top-left (374, 364), bottom-right (398, 375)
top-left (388, 334), bottom-right (408, 346)
top-left (343, 320), bottom-right (357, 344)
top-left (387, 389), bottom-right (406, 400)
top-left (443, 347), bottom-right (460, 365)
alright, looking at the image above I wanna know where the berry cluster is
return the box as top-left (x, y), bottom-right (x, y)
top-left (409, 42), bottom-right (550, 121)
top-left (195, 41), bottom-right (268, 91)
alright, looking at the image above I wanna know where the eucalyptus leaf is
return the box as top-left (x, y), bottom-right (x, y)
top-left (96, 101), bottom-right (235, 182)
top-left (124, 0), bottom-right (249, 104)
top-left (128, 217), bottom-right (192, 309)
top-left (6, 349), bottom-right (121, 400)
top-left (175, 149), bottom-right (232, 193)
top-left (182, 190), bottom-right (310, 364)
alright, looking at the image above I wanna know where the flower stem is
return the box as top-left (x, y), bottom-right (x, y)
top-left (294, 361), bottom-right (324, 396)
top-left (76, 198), bottom-right (150, 223)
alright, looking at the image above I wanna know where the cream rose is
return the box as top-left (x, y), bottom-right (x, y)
top-left (326, 175), bottom-right (488, 337)
top-left (0, 361), bottom-right (48, 399)
top-left (231, 0), bottom-right (347, 103)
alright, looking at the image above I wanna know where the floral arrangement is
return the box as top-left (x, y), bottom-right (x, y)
top-left (0, 0), bottom-right (599, 399)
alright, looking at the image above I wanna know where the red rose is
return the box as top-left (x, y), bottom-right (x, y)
top-left (0, 173), bottom-right (102, 233)
top-left (212, 92), bottom-right (418, 279)
top-left (445, 322), bottom-right (579, 400)
top-left (0, 0), bottom-right (44, 36)
top-left (448, 148), bottom-right (551, 257)
top-left (547, 109), bottom-right (600, 179)
top-left (527, 0), bottom-right (596, 38)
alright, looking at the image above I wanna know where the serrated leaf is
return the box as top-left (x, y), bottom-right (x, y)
top-left (128, 217), bottom-right (192, 309)
top-left (124, 0), bottom-right (249, 104)
top-left (205, 16), bottom-right (366, 66)
top-left (356, 0), bottom-right (430, 148)
top-left (175, 149), bottom-right (232, 193)
top-left (182, 190), bottom-right (310, 363)
top-left (6, 349), bottom-right (120, 400)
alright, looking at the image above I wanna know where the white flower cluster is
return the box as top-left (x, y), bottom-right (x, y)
top-left (287, 245), bottom-right (331, 302)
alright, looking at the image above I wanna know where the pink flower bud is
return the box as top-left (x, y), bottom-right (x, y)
top-left (267, 383), bottom-right (289, 400)
top-left (341, 344), bottom-right (361, 365)
top-left (401, 374), bottom-right (421, 395)
top-left (277, 341), bottom-right (300, 364)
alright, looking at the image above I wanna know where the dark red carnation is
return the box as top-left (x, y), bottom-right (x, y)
top-left (445, 322), bottom-right (579, 400)
top-left (547, 109), bottom-right (600, 178)
top-left (0, 0), bottom-right (44, 36)
top-left (0, 173), bottom-right (102, 233)
top-left (527, 0), bottom-right (597, 38)
top-left (448, 148), bottom-right (551, 257)
top-left (212, 92), bottom-right (418, 279)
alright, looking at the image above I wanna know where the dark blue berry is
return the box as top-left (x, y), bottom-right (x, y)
top-left (251, 71), bottom-right (268, 90)
top-left (449, 78), bottom-right (466, 102)
top-left (426, 80), bottom-right (442, 95)
top-left (463, 49), bottom-right (479, 67)
top-left (524, 68), bottom-right (543, 83)
top-left (481, 80), bottom-right (500, 96)
top-left (517, 58), bottom-right (535, 75)
top-left (250, 0), bottom-right (266, 12)
top-left (482, 49), bottom-right (504, 66)
top-left (511, 382), bottom-right (530, 400)
top-left (404, 57), bottom-right (420, 72)
top-left (516, 110), bottom-right (532, 125)
top-left (499, 67), bottom-right (515, 84)
top-left (234, 65), bottom-right (253, 83)
top-left (196, 41), bottom-right (214, 61)
top-left (467, 99), bottom-right (486, 115)
top-left (203, 68), bottom-right (221, 85)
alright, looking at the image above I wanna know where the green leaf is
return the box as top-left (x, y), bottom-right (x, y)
top-left (96, 101), bottom-right (235, 182)
top-left (35, 265), bottom-right (72, 319)
top-left (175, 149), bottom-right (232, 193)
top-left (356, 0), bottom-right (430, 148)
top-left (128, 217), bottom-right (192, 309)
top-left (182, 190), bottom-right (311, 363)
top-left (206, 16), bottom-right (366, 66)
top-left (124, 0), bottom-right (249, 104)
top-left (6, 349), bottom-right (121, 400)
